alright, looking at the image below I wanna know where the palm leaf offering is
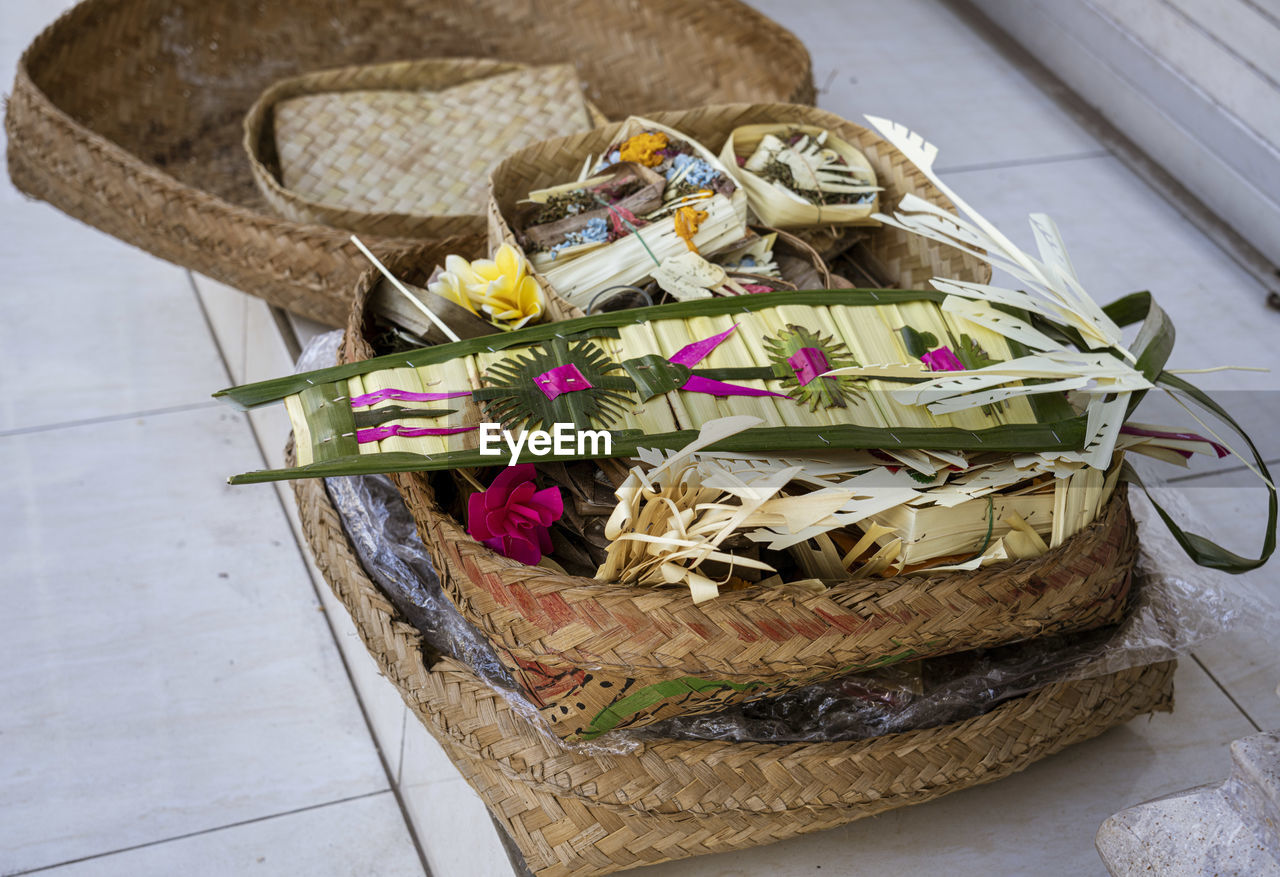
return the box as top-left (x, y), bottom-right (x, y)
top-left (511, 116), bottom-right (751, 309)
top-left (217, 287), bottom-right (1093, 479)
top-left (721, 123), bottom-right (882, 227)
top-left (218, 115), bottom-right (1275, 591)
top-left (595, 416), bottom-right (1133, 601)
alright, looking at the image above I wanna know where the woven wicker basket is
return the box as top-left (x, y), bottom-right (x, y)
top-left (245, 59), bottom-right (608, 240)
top-left (290, 465), bottom-right (1175, 877)
top-left (341, 248), bottom-right (1140, 741)
top-left (5, 0), bottom-right (814, 327)
top-left (488, 103), bottom-right (992, 319)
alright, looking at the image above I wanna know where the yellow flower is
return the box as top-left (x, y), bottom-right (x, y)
top-left (428, 244), bottom-right (545, 331)
top-left (673, 204), bottom-right (708, 252)
top-left (618, 131), bottom-right (668, 167)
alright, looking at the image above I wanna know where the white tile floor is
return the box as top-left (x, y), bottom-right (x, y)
top-left (3, 0), bottom-right (1278, 875)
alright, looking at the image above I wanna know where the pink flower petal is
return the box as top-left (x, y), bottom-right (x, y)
top-left (506, 506), bottom-right (540, 532)
top-left (465, 465), bottom-right (565, 565)
top-left (491, 463), bottom-right (534, 494)
top-left (508, 481), bottom-right (536, 506)
top-left (922, 346), bottom-right (965, 372)
top-left (503, 534), bottom-right (543, 565)
top-left (531, 486), bottom-right (564, 520)
top-left (467, 493), bottom-right (494, 540)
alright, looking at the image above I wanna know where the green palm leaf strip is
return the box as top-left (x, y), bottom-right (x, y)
top-left (580, 676), bottom-right (767, 740)
top-left (215, 289), bottom-right (960, 411)
top-left (762, 324), bottom-right (864, 410)
top-left (471, 336), bottom-right (635, 431)
top-left (352, 406), bottom-right (456, 429)
top-left (299, 383), bottom-right (357, 463)
top-left (1100, 291), bottom-right (1275, 573)
top-left (227, 418), bottom-right (1089, 484)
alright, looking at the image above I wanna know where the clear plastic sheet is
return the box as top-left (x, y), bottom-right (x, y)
top-left (299, 331), bottom-right (1278, 754)
top-left (325, 471), bottom-right (518, 691)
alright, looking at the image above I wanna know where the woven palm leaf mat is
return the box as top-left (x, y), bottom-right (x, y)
top-left (6, 0), bottom-right (814, 326)
top-left (289, 465), bottom-right (1175, 877)
top-left (272, 64), bottom-right (594, 224)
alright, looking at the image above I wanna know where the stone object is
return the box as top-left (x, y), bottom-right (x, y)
top-left (1097, 731), bottom-right (1280, 875)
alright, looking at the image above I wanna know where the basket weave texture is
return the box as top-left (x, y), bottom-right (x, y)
top-left (488, 103), bottom-right (991, 319)
top-left (5, 0), bottom-right (814, 327)
top-left (341, 248), bottom-right (1139, 741)
top-left (246, 59), bottom-right (605, 239)
top-left (290, 464), bottom-right (1175, 877)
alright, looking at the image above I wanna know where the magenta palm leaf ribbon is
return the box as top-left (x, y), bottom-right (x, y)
top-left (356, 424), bottom-right (477, 442)
top-left (353, 324), bottom-right (784, 444)
top-left (669, 324), bottom-right (788, 398)
top-left (535, 363), bottom-right (593, 400)
top-left (350, 388), bottom-right (477, 443)
top-left (921, 346), bottom-right (965, 372)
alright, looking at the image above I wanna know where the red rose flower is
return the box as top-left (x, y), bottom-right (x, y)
top-left (466, 464), bottom-right (564, 565)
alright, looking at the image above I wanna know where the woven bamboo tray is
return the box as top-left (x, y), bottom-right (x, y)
top-left (341, 249), bottom-right (1140, 741)
top-left (245, 59), bottom-right (608, 240)
top-left (290, 463), bottom-right (1175, 877)
top-left (488, 103), bottom-right (992, 319)
top-left (5, 0), bottom-right (813, 328)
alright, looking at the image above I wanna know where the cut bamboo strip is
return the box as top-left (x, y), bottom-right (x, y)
top-left (649, 317), bottom-right (721, 429)
top-left (938, 308), bottom-right (1037, 425)
top-left (825, 303), bottom-right (935, 430)
top-left (735, 309), bottom-right (817, 430)
top-left (584, 335), bottom-right (646, 436)
top-left (685, 312), bottom-right (788, 424)
top-left (345, 375), bottom-right (379, 457)
top-left (595, 332), bottom-right (680, 435)
top-left (884, 300), bottom-right (991, 431)
top-left (361, 365), bottom-right (428, 456)
top-left (285, 394), bottom-right (314, 465)
top-left (409, 358), bottom-right (475, 457)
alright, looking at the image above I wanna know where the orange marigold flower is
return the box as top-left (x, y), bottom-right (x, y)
top-left (673, 204), bottom-right (709, 252)
top-left (618, 131), bottom-right (669, 167)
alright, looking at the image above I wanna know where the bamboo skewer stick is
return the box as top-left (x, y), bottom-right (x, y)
top-left (350, 234), bottom-right (462, 343)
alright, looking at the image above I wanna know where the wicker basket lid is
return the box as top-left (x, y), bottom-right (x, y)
top-left (265, 63), bottom-right (598, 231)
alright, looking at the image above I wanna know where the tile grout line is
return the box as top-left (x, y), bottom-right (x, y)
top-left (0, 401), bottom-right (220, 439)
top-left (1191, 653), bottom-right (1263, 732)
top-left (1164, 456), bottom-right (1280, 484)
top-left (935, 148), bottom-right (1112, 175)
top-left (3, 790), bottom-right (392, 877)
top-left (397, 708), bottom-right (409, 786)
top-left (1155, 0), bottom-right (1280, 94)
top-left (186, 272), bottom-right (434, 877)
top-left (239, 283), bottom-right (249, 382)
